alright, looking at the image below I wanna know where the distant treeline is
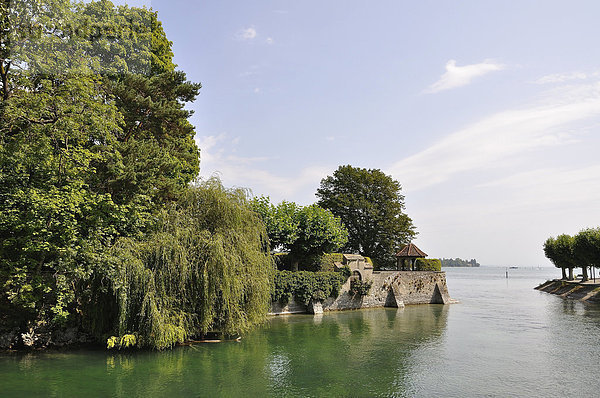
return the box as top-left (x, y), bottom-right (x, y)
top-left (441, 258), bottom-right (480, 267)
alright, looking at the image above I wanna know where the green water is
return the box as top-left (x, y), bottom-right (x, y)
top-left (2, 267), bottom-right (600, 397)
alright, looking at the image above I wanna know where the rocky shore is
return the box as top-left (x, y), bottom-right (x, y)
top-left (0, 324), bottom-right (94, 351)
top-left (535, 279), bottom-right (600, 302)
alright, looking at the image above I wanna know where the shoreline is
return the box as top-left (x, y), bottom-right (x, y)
top-left (535, 279), bottom-right (600, 302)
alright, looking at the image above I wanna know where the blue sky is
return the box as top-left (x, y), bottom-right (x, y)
top-left (117, 1), bottom-right (600, 266)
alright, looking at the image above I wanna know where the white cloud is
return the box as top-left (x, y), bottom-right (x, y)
top-left (196, 134), bottom-right (267, 166)
top-left (266, 37), bottom-right (274, 45)
top-left (389, 82), bottom-right (600, 191)
top-left (534, 71), bottom-right (592, 84)
top-left (478, 164), bottom-right (600, 207)
top-left (195, 134), bottom-right (329, 203)
top-left (425, 59), bottom-right (505, 93)
top-left (238, 27), bottom-right (257, 40)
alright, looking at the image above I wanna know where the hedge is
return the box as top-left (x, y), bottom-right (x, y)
top-left (272, 270), bottom-right (348, 305)
top-left (414, 258), bottom-right (442, 271)
top-left (274, 252), bottom-right (345, 272)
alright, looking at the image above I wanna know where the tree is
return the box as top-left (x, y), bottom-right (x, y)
top-left (77, 1), bottom-right (201, 206)
top-left (573, 228), bottom-right (600, 282)
top-left (291, 204), bottom-right (349, 262)
top-left (95, 178), bottom-right (274, 349)
top-left (0, 57), bottom-right (125, 330)
top-left (544, 237), bottom-right (567, 280)
top-left (316, 165), bottom-right (416, 268)
top-left (544, 235), bottom-right (576, 280)
top-left (250, 197), bottom-right (300, 251)
top-left (0, 0), bottom-right (202, 347)
top-left (250, 197), bottom-right (348, 270)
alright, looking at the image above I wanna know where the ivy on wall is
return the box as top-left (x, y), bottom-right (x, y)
top-left (272, 270), bottom-right (348, 305)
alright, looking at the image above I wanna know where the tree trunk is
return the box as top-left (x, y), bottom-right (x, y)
top-left (568, 268), bottom-right (574, 280)
top-left (561, 267), bottom-right (567, 280)
top-left (1, 61), bottom-right (10, 100)
top-left (582, 265), bottom-right (588, 282)
top-left (292, 259), bottom-right (299, 272)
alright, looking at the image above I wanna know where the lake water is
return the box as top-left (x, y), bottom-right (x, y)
top-left (2, 266), bottom-right (600, 397)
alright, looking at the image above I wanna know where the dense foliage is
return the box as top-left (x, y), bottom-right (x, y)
top-left (251, 197), bottom-right (348, 270)
top-left (544, 229), bottom-right (600, 281)
top-left (573, 228), bottom-right (600, 280)
top-left (316, 165), bottom-right (416, 269)
top-left (349, 278), bottom-right (372, 296)
top-left (440, 258), bottom-right (480, 267)
top-left (0, 1), bottom-right (272, 350)
top-left (275, 252), bottom-right (335, 272)
top-left (101, 179), bottom-right (274, 349)
top-left (414, 258), bottom-right (442, 272)
top-left (544, 235), bottom-right (576, 280)
top-left (272, 270), bottom-right (347, 305)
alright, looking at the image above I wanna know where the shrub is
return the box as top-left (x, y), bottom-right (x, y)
top-left (414, 258), bottom-right (442, 271)
top-left (107, 334), bottom-right (137, 350)
top-left (273, 252), bottom-right (345, 272)
top-left (312, 253), bottom-right (344, 272)
top-left (340, 265), bottom-right (352, 279)
top-left (349, 279), bottom-right (372, 296)
top-left (272, 270), bottom-right (347, 305)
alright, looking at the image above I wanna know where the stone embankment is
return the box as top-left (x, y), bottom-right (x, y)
top-left (269, 271), bottom-right (451, 315)
top-left (535, 279), bottom-right (600, 302)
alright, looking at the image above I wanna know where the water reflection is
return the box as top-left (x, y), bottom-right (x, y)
top-left (0, 307), bottom-right (448, 397)
top-left (5, 268), bottom-right (600, 396)
top-left (261, 306), bottom-right (448, 397)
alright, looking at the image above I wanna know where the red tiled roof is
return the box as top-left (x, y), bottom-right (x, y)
top-left (395, 243), bottom-right (427, 258)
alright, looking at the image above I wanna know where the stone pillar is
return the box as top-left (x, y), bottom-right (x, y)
top-left (385, 284), bottom-right (405, 308)
top-left (308, 300), bottom-right (323, 314)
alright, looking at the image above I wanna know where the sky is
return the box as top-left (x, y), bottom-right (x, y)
top-left (115, 0), bottom-right (600, 266)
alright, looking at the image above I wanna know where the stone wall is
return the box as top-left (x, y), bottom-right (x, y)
top-left (268, 271), bottom-right (451, 315)
top-left (536, 279), bottom-right (600, 302)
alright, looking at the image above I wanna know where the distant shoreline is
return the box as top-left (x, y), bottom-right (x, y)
top-left (441, 258), bottom-right (480, 268)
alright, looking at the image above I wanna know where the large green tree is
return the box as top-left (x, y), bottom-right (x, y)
top-left (250, 197), bottom-right (300, 252)
top-left (251, 197), bottom-right (348, 270)
top-left (96, 178), bottom-right (274, 349)
top-left (573, 228), bottom-right (600, 282)
top-left (316, 165), bottom-right (416, 268)
top-left (0, 0), bottom-right (202, 347)
top-left (543, 234), bottom-right (576, 280)
top-left (544, 237), bottom-right (565, 280)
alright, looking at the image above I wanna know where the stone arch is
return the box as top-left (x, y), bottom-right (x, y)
top-left (351, 270), bottom-right (362, 281)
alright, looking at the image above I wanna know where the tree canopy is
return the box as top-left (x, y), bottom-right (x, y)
top-left (543, 230), bottom-right (600, 281)
top-left (0, 1), bottom-right (274, 350)
top-left (250, 196), bottom-right (348, 269)
top-left (100, 179), bottom-right (274, 349)
top-left (573, 228), bottom-right (600, 281)
top-left (316, 165), bottom-right (416, 268)
top-left (544, 235), bottom-right (576, 280)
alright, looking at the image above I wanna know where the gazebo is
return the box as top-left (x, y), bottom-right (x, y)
top-left (395, 243), bottom-right (427, 271)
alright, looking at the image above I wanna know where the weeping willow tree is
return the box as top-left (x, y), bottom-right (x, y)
top-left (97, 178), bottom-right (274, 349)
